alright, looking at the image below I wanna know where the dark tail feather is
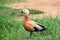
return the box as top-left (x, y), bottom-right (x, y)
top-left (37, 24), bottom-right (46, 31)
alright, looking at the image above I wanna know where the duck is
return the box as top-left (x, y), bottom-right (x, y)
top-left (21, 9), bottom-right (46, 36)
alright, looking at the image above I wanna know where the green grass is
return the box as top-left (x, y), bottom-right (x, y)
top-left (0, 0), bottom-right (26, 4)
top-left (0, 15), bottom-right (59, 40)
top-left (29, 9), bottom-right (44, 14)
top-left (0, 1), bottom-right (59, 40)
top-left (0, 5), bottom-right (44, 18)
top-left (0, 15), bottom-right (23, 40)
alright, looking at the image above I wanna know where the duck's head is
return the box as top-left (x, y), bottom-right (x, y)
top-left (21, 9), bottom-right (29, 16)
top-left (22, 9), bottom-right (29, 17)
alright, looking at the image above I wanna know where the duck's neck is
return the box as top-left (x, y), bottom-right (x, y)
top-left (24, 15), bottom-right (29, 22)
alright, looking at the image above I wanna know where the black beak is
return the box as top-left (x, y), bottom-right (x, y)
top-left (21, 11), bottom-right (23, 13)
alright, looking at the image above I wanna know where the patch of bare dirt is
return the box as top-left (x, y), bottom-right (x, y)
top-left (9, 0), bottom-right (60, 19)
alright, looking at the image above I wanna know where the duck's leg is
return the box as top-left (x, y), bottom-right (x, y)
top-left (30, 32), bottom-right (33, 37)
top-left (30, 32), bottom-right (36, 37)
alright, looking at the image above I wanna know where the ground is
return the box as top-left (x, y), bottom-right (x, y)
top-left (9, 0), bottom-right (60, 18)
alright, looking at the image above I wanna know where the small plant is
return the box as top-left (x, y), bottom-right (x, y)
top-left (29, 9), bottom-right (44, 14)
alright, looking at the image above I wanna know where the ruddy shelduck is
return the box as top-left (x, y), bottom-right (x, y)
top-left (21, 9), bottom-right (46, 36)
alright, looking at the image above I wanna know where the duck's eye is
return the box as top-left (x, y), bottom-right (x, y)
top-left (24, 10), bottom-right (25, 11)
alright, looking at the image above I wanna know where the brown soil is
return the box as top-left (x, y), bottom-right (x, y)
top-left (9, 0), bottom-right (60, 19)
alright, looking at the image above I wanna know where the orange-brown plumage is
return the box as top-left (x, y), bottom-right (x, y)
top-left (23, 15), bottom-right (34, 32)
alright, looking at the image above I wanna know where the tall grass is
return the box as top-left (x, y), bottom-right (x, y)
top-left (29, 9), bottom-right (44, 14)
top-left (0, 16), bottom-right (59, 40)
top-left (0, 15), bottom-right (23, 40)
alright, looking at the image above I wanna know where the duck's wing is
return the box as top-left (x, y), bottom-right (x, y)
top-left (29, 21), bottom-right (46, 31)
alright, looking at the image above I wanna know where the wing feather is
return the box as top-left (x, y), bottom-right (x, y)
top-left (29, 21), bottom-right (46, 31)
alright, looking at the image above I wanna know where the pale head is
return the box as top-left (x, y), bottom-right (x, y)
top-left (22, 9), bottom-right (29, 14)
